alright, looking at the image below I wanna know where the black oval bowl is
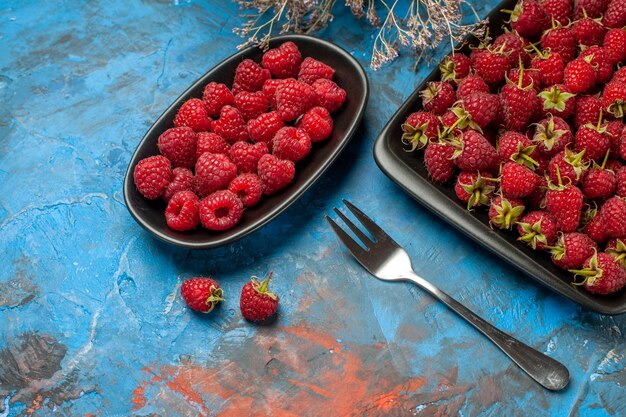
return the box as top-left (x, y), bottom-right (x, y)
top-left (373, 0), bottom-right (626, 315)
top-left (123, 35), bottom-right (369, 250)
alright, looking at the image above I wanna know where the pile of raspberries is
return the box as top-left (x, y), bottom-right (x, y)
top-left (133, 41), bottom-right (346, 232)
top-left (403, 0), bottom-right (626, 295)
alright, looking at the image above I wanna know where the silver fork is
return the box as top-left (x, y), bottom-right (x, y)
top-left (326, 199), bottom-right (569, 391)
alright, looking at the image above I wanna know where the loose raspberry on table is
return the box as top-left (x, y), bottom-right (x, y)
top-left (174, 98), bottom-right (212, 132)
top-left (234, 91), bottom-right (269, 121)
top-left (262, 41), bottom-right (302, 79)
top-left (180, 277), bottom-right (224, 313)
top-left (298, 57), bottom-right (335, 84)
top-left (212, 105), bottom-right (249, 144)
top-left (163, 167), bottom-right (194, 202)
top-left (228, 173), bottom-right (263, 207)
top-left (229, 141), bottom-right (269, 173)
top-left (275, 78), bottom-right (315, 121)
top-left (199, 190), bottom-right (244, 231)
top-left (194, 152), bottom-right (238, 198)
top-left (157, 127), bottom-right (197, 169)
top-left (272, 127), bottom-right (312, 163)
top-left (232, 59), bottom-right (271, 94)
top-left (202, 82), bottom-right (234, 118)
top-left (165, 190), bottom-right (200, 231)
top-left (297, 106), bottom-right (333, 142)
top-left (196, 132), bottom-right (230, 158)
top-left (133, 155), bottom-right (172, 200)
top-left (247, 111), bottom-right (284, 147)
top-left (257, 154), bottom-right (295, 195)
top-left (240, 273), bottom-right (279, 322)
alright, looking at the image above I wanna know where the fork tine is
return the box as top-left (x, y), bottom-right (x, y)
top-left (333, 208), bottom-right (375, 248)
top-left (342, 199), bottom-right (390, 242)
top-left (325, 215), bottom-right (368, 260)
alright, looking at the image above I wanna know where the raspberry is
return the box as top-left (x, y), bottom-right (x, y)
top-left (456, 75), bottom-right (490, 100)
top-left (228, 173), bottom-right (263, 207)
top-left (424, 141), bottom-right (455, 183)
top-left (439, 53), bottom-right (472, 83)
top-left (194, 152), bottom-right (237, 198)
top-left (196, 132), bottom-right (230, 158)
top-left (261, 41), bottom-right (302, 79)
top-left (229, 141), bottom-right (269, 173)
top-left (603, 82), bottom-right (626, 118)
top-left (582, 166), bottom-right (617, 199)
top-left (420, 81), bottom-right (455, 115)
top-left (563, 59), bottom-right (596, 94)
top-left (603, 28), bottom-right (626, 64)
top-left (517, 211), bottom-right (558, 250)
top-left (258, 154), bottom-right (295, 195)
top-left (262, 79), bottom-right (284, 109)
top-left (234, 91), bottom-right (268, 121)
top-left (157, 127), bottom-right (197, 169)
top-left (297, 106), bottom-right (333, 142)
top-left (174, 98), bottom-right (212, 132)
top-left (604, 0), bottom-right (626, 28)
top-left (612, 67), bottom-right (626, 84)
top-left (240, 273), bottom-right (279, 322)
top-left (247, 111), bottom-right (284, 147)
top-left (232, 59), bottom-right (271, 94)
top-left (312, 78), bottom-right (346, 113)
top-left (472, 49), bottom-right (510, 85)
top-left (572, 16), bottom-right (606, 47)
top-left (574, 95), bottom-right (602, 129)
top-left (165, 190), bottom-right (200, 231)
top-left (298, 57), bottom-right (335, 84)
top-left (617, 166), bottom-right (626, 197)
top-left (541, 27), bottom-right (577, 64)
top-left (272, 127), bottom-right (312, 162)
top-left (199, 190), bottom-right (244, 231)
top-left (202, 82), bottom-right (234, 118)
top-left (275, 78), bottom-right (315, 121)
top-left (454, 171), bottom-right (496, 209)
top-left (579, 46), bottom-right (612, 84)
top-left (212, 105), bottom-right (249, 144)
top-left (163, 167), bottom-right (194, 202)
top-left (133, 155), bottom-right (172, 200)
top-left (180, 277), bottom-right (224, 313)
top-left (493, 32), bottom-right (529, 67)
top-left (401, 111), bottom-right (440, 151)
top-left (501, 161), bottom-right (540, 198)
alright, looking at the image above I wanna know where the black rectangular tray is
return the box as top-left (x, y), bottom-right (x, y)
top-left (373, 0), bottom-right (626, 315)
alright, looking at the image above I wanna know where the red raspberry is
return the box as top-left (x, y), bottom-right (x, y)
top-left (501, 161), bottom-right (540, 198)
top-left (517, 211), bottom-right (558, 250)
top-left (579, 46), bottom-right (613, 84)
top-left (420, 81), bottom-right (455, 115)
top-left (199, 190), bottom-right (244, 231)
top-left (617, 166), bottom-right (626, 197)
top-left (133, 155), bottom-right (172, 200)
top-left (599, 196), bottom-right (626, 238)
top-left (240, 272), bottom-right (279, 322)
top-left (163, 167), bottom-right (194, 202)
top-left (525, 176), bottom-right (548, 210)
top-left (174, 98), bottom-right (212, 132)
top-left (157, 127), bottom-right (197, 169)
top-left (165, 190), bottom-right (200, 231)
top-left (194, 152), bottom-right (237, 198)
top-left (573, 0), bottom-right (610, 19)
top-left (607, 120), bottom-right (625, 156)
top-left (612, 66), bottom-right (626, 84)
top-left (603, 28), bottom-right (626, 64)
top-left (500, 81), bottom-right (536, 132)
top-left (603, 82), bottom-right (626, 118)
top-left (456, 75), bottom-right (490, 100)
top-left (575, 124), bottom-right (610, 162)
top-left (563, 59), bottom-right (596, 94)
top-left (497, 131), bottom-right (538, 168)
top-left (545, 184), bottom-right (584, 232)
top-left (533, 115), bottom-right (573, 157)
top-left (507, 67), bottom-right (540, 91)
top-left (489, 195), bottom-right (526, 230)
top-left (574, 95), bottom-right (602, 129)
top-left (234, 91), bottom-right (268, 120)
top-left (604, 0), bottom-right (626, 28)
top-left (541, 27), bottom-right (577, 64)
top-left (573, 252), bottom-right (626, 295)
top-left (606, 238), bottom-right (626, 267)
top-left (262, 79), bottom-right (284, 109)
top-left (258, 154), bottom-right (295, 195)
top-left (424, 142), bottom-right (456, 183)
top-left (460, 92), bottom-right (501, 129)
top-left (229, 141), bottom-right (269, 173)
top-left (272, 127), bottom-right (312, 162)
top-left (453, 130), bottom-right (499, 172)
top-left (312, 78), bottom-right (346, 114)
top-left (510, 0), bottom-right (549, 38)
top-left (582, 165), bottom-right (617, 199)
top-left (202, 82), bottom-right (234, 118)
top-left (550, 232), bottom-right (597, 270)
top-left (542, 0), bottom-right (572, 25)
top-left (572, 16), bottom-right (606, 47)
top-left (275, 78), bottom-right (315, 121)
top-left (232, 59), bottom-right (271, 94)
top-left (180, 277), bottom-right (224, 313)
top-left (196, 132), bottom-right (230, 158)
top-left (297, 106), bottom-right (333, 142)
top-left (228, 173), bottom-right (263, 207)
top-left (298, 57), bottom-right (335, 84)
top-left (439, 53), bottom-right (472, 84)
top-left (530, 51), bottom-right (564, 87)
top-left (261, 41), bottom-right (302, 79)
top-left (454, 171), bottom-right (496, 209)
top-left (212, 105), bottom-right (249, 144)
top-left (537, 84), bottom-right (576, 119)
top-left (247, 111), bottom-right (284, 147)
top-left (401, 111), bottom-right (440, 151)
top-left (472, 49), bottom-right (511, 85)
top-left (492, 32), bottom-right (529, 67)
top-left (547, 149), bottom-right (588, 185)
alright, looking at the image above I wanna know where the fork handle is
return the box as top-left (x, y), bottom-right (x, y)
top-left (404, 271), bottom-right (569, 391)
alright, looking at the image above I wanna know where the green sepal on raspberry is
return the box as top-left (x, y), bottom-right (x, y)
top-left (532, 115), bottom-right (570, 154)
top-left (518, 219), bottom-right (549, 248)
top-left (489, 195), bottom-right (525, 230)
top-left (509, 141), bottom-right (539, 170)
top-left (606, 239), bottom-right (626, 268)
top-left (538, 85), bottom-right (576, 114)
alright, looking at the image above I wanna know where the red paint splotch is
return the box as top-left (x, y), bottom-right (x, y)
top-left (131, 324), bottom-right (426, 416)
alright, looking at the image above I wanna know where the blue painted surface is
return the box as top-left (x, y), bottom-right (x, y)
top-left (1, 1), bottom-right (625, 416)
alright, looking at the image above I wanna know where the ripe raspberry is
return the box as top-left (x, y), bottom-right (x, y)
top-left (424, 141), bottom-right (455, 183)
top-left (420, 81), bottom-right (455, 115)
top-left (262, 79), bottom-right (283, 109)
top-left (547, 148), bottom-right (588, 185)
top-left (603, 28), bottom-right (626, 64)
top-left (174, 98), bottom-right (212, 132)
top-left (202, 82), bottom-right (234, 118)
top-left (582, 163), bottom-right (618, 199)
top-left (454, 171), bottom-right (496, 209)
top-left (603, 82), bottom-right (626, 118)
top-left (261, 41), bottom-right (302, 79)
top-left (228, 173), bottom-right (263, 207)
top-left (212, 105), bottom-right (249, 144)
top-left (612, 66), bottom-right (626, 84)
top-left (497, 131), bottom-right (539, 169)
top-left (247, 111), bottom-right (284, 147)
top-left (617, 166), bottom-right (626, 197)
top-left (599, 196), bottom-right (626, 238)
top-left (606, 238), bottom-right (626, 267)
top-left (549, 232), bottom-right (597, 270)
top-left (456, 75), bottom-right (490, 100)
top-left (439, 53), bottom-right (472, 83)
top-left (194, 152), bottom-right (238, 198)
top-left (530, 51), bottom-right (564, 87)
top-left (533, 116), bottom-right (573, 158)
top-left (489, 195), bottom-right (525, 230)
top-left (234, 91), bottom-right (269, 121)
top-left (157, 127), bottom-right (197, 169)
top-left (492, 32), bottom-right (529, 67)
top-left (472, 49), bottom-right (510, 85)
top-left (542, 0), bottom-right (572, 25)
top-left (604, 0), bottom-right (626, 28)
top-left (272, 127), bottom-right (312, 162)
top-left (163, 167), bottom-right (194, 202)
top-left (579, 46), bottom-right (613, 84)
top-left (517, 211), bottom-right (558, 250)
top-left (240, 272), bottom-right (279, 322)
top-left (199, 190), bottom-right (244, 231)
top-left (401, 111), bottom-right (440, 151)
top-left (572, 16), bottom-right (606, 47)
top-left (501, 78), bottom-right (536, 131)
top-left (545, 184), bottom-right (584, 232)
top-left (312, 78), bottom-right (346, 114)
top-left (275, 78), bottom-right (315, 121)
top-left (196, 132), bottom-right (230, 158)
top-left (605, 120), bottom-right (623, 154)
top-left (453, 130), bottom-right (499, 172)
top-left (298, 57), bottom-right (335, 84)
top-left (573, 0), bottom-right (610, 19)
top-left (133, 155), bottom-right (172, 200)
top-left (297, 106), bottom-right (333, 142)
top-left (574, 95), bottom-right (602, 129)
top-left (541, 26), bottom-right (577, 64)
top-left (575, 123), bottom-right (610, 162)
top-left (180, 277), bottom-right (224, 313)
top-left (501, 162), bottom-right (540, 198)
top-left (460, 92), bottom-right (501, 128)
top-left (229, 141), bottom-right (269, 173)
top-left (525, 176), bottom-right (548, 210)
top-left (563, 58), bottom-right (596, 94)
top-left (509, 0), bottom-right (549, 38)
top-left (258, 154), bottom-right (295, 195)
top-left (165, 190), bottom-right (200, 231)
top-left (537, 84), bottom-right (576, 118)
top-left (233, 59), bottom-right (271, 94)
top-left (571, 252), bottom-right (626, 295)
top-left (583, 208), bottom-right (607, 243)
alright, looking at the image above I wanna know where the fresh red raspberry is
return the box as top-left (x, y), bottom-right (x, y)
top-left (506, 67), bottom-right (540, 91)
top-left (194, 152), bottom-right (237, 198)
top-left (228, 173), bottom-right (263, 207)
top-left (582, 165), bottom-right (617, 199)
top-left (298, 57), bottom-right (335, 84)
top-left (617, 166), bottom-right (626, 197)
top-left (157, 127), bottom-right (197, 169)
top-left (234, 91), bottom-right (268, 121)
top-left (604, 0), bottom-right (626, 29)
top-left (232, 59), bottom-right (271, 94)
top-left (530, 51), bottom-right (564, 87)
top-left (247, 111), bottom-right (284, 147)
top-left (165, 190), bottom-right (200, 231)
top-left (202, 82), bottom-right (234, 118)
top-left (456, 75), bottom-right (490, 100)
top-left (199, 190), bottom-right (244, 231)
top-left (454, 171), bottom-right (496, 209)
top-left (612, 66), bottom-right (626, 84)
top-left (262, 79), bottom-right (284, 109)
top-left (133, 155), bottom-right (172, 200)
top-left (579, 46), bottom-right (613, 84)
top-left (297, 106), bottom-right (333, 142)
top-left (275, 78), bottom-right (315, 121)
top-left (501, 161), bottom-right (540, 198)
top-left (240, 272), bottom-right (279, 322)
top-left (312, 78), bottom-right (346, 113)
top-left (212, 105), bottom-right (249, 144)
top-left (603, 82), bottom-right (626, 118)
top-left (258, 154), bottom-right (295, 195)
top-left (572, 16), bottom-right (606, 47)
top-left (174, 98), bottom-right (212, 132)
top-left (472, 49), bottom-right (511, 85)
top-left (163, 167), bottom-right (194, 202)
top-left (574, 95), bottom-right (603, 129)
top-left (180, 277), bottom-right (224, 313)
top-left (573, 0), bottom-right (610, 19)
top-left (272, 127), bottom-right (312, 162)
top-left (532, 115), bottom-right (573, 158)
top-left (603, 28), bottom-right (626, 64)
top-left (517, 211), bottom-right (558, 250)
top-left (262, 41), bottom-right (302, 79)
top-left (401, 111), bottom-right (440, 151)
top-left (439, 53), bottom-right (472, 84)
top-left (541, 27), bottom-right (577, 64)
top-left (495, 32), bottom-right (530, 66)
top-left (488, 195), bottom-right (526, 230)
top-left (424, 141), bottom-right (456, 183)
top-left (563, 58), bottom-right (596, 94)
top-left (542, 0), bottom-right (572, 26)
top-left (196, 132), bottom-right (230, 158)
top-left (537, 84), bottom-right (576, 119)
top-left (549, 232), bottom-right (597, 270)
top-left (420, 81), bottom-right (455, 115)
top-left (229, 141), bottom-right (269, 173)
